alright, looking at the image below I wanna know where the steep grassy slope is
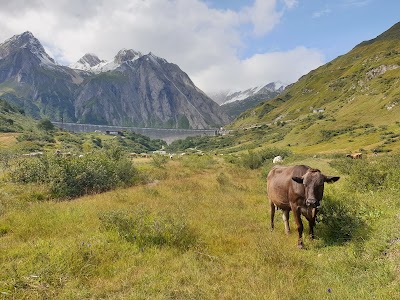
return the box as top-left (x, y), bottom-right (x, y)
top-left (0, 99), bottom-right (36, 133)
top-left (229, 22), bottom-right (400, 154)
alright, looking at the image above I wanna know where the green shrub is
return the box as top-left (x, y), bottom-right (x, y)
top-left (99, 210), bottom-right (198, 251)
top-left (14, 141), bottom-right (44, 153)
top-left (240, 150), bottom-right (262, 169)
top-left (216, 172), bottom-right (230, 186)
top-left (329, 156), bottom-right (400, 192)
top-left (37, 119), bottom-right (55, 131)
top-left (151, 154), bottom-right (168, 168)
top-left (8, 149), bottom-right (138, 199)
top-left (317, 195), bottom-right (365, 245)
top-left (17, 131), bottom-right (55, 143)
top-left (0, 149), bottom-right (17, 169)
top-left (0, 224), bottom-right (10, 237)
top-left (9, 156), bottom-right (49, 184)
top-left (240, 147), bottom-right (291, 169)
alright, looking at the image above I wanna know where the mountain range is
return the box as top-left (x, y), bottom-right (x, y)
top-left (0, 32), bottom-right (230, 129)
top-left (218, 82), bottom-right (285, 118)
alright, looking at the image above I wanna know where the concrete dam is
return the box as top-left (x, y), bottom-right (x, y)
top-left (53, 122), bottom-right (219, 143)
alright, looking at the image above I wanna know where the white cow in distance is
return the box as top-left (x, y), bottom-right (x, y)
top-left (272, 156), bottom-right (283, 164)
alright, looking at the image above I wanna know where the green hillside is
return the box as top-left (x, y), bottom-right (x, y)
top-left (0, 99), bottom-right (35, 133)
top-left (229, 22), bottom-right (400, 155)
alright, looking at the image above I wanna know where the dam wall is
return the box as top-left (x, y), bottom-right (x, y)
top-left (52, 122), bottom-right (218, 143)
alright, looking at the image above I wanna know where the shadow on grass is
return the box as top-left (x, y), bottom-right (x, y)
top-left (316, 195), bottom-right (369, 246)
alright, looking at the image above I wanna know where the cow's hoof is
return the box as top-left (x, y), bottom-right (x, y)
top-left (297, 242), bottom-right (304, 249)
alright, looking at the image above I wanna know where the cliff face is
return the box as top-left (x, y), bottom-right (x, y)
top-left (75, 53), bottom-right (229, 128)
top-left (0, 32), bottom-right (230, 129)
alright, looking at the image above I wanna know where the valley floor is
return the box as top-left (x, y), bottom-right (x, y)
top-left (0, 155), bottom-right (399, 299)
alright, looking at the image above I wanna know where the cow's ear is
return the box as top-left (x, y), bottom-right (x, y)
top-left (292, 177), bottom-right (303, 184)
top-left (324, 176), bottom-right (340, 183)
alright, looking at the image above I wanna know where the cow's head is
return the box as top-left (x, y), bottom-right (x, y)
top-left (292, 169), bottom-right (340, 208)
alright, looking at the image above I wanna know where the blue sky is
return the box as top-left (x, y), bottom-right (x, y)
top-left (207, 0), bottom-right (400, 61)
top-left (0, 0), bottom-right (399, 95)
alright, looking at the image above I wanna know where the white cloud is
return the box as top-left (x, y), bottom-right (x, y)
top-left (0, 0), bottom-right (323, 94)
top-left (312, 8), bottom-right (331, 18)
top-left (341, 0), bottom-right (371, 7)
top-left (242, 0), bottom-right (282, 36)
top-left (283, 0), bottom-right (298, 9)
top-left (192, 47), bottom-right (324, 93)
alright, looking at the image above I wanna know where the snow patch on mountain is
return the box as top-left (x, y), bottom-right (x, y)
top-left (220, 82), bottom-right (286, 105)
top-left (69, 48), bottom-right (144, 73)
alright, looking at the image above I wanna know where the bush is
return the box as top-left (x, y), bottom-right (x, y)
top-left (0, 149), bottom-right (17, 169)
top-left (37, 119), bottom-right (55, 131)
top-left (17, 131), bottom-right (55, 143)
top-left (151, 154), bottom-right (168, 168)
top-left (99, 210), bottom-right (198, 251)
top-left (8, 149), bottom-right (138, 199)
top-left (329, 156), bottom-right (400, 193)
top-left (240, 147), bottom-right (292, 169)
top-left (317, 195), bottom-right (365, 245)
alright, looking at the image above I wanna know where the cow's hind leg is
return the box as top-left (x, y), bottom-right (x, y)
top-left (270, 201), bottom-right (275, 231)
top-left (282, 210), bottom-right (290, 234)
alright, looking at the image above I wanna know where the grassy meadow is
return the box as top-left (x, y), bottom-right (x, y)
top-left (0, 152), bottom-right (399, 299)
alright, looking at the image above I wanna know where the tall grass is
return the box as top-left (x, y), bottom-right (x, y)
top-left (0, 154), bottom-right (399, 299)
top-left (99, 209), bottom-right (198, 251)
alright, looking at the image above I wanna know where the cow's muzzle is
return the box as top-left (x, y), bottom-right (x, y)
top-left (306, 199), bottom-right (318, 207)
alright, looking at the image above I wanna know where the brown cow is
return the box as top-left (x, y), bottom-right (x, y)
top-left (346, 152), bottom-right (362, 159)
top-left (267, 165), bottom-right (340, 248)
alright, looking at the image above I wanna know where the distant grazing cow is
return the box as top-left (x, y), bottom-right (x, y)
top-left (346, 152), bottom-right (362, 159)
top-left (55, 150), bottom-right (72, 157)
top-left (22, 152), bottom-right (43, 157)
top-left (267, 165), bottom-right (340, 248)
top-left (272, 156), bottom-right (283, 164)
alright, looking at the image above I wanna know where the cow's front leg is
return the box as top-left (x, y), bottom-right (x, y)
top-left (292, 205), bottom-right (304, 249)
top-left (282, 210), bottom-right (290, 234)
top-left (308, 218), bottom-right (315, 239)
top-left (306, 208), bottom-right (317, 239)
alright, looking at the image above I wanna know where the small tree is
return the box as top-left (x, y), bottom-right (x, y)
top-left (37, 119), bottom-right (55, 131)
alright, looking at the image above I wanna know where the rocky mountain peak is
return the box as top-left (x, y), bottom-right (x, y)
top-left (78, 53), bottom-right (103, 67)
top-left (114, 48), bottom-right (142, 64)
top-left (0, 31), bottom-right (55, 65)
top-left (69, 53), bottom-right (106, 72)
top-left (219, 82), bottom-right (286, 105)
top-left (260, 82), bottom-right (286, 93)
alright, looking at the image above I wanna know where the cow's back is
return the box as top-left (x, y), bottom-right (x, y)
top-left (267, 165), bottom-right (309, 210)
